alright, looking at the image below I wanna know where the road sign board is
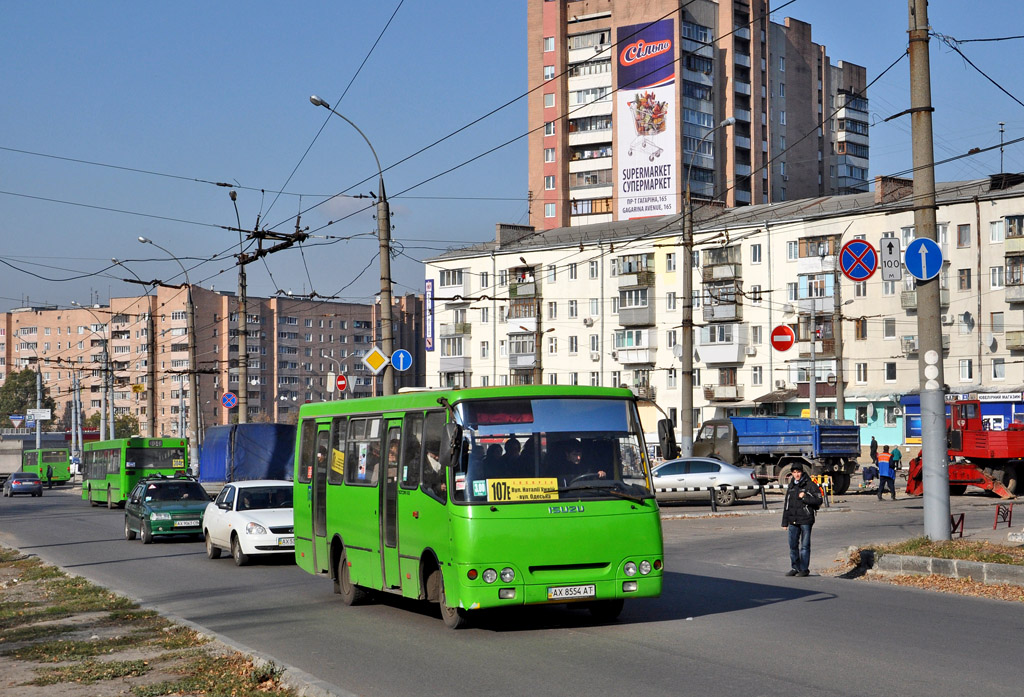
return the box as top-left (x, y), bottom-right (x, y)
top-left (839, 239), bottom-right (878, 282)
top-left (336, 374), bottom-right (348, 392)
top-left (9, 414), bottom-right (24, 428)
top-left (327, 371), bottom-right (336, 393)
top-left (905, 237), bottom-right (943, 281)
top-left (391, 348), bottom-right (413, 372)
top-left (879, 237), bottom-right (903, 281)
top-left (770, 325), bottom-right (796, 352)
top-left (362, 346), bottom-right (390, 375)
top-left (27, 408), bottom-right (51, 421)
top-left (221, 392), bottom-right (237, 409)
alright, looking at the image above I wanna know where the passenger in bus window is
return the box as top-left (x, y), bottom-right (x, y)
top-left (422, 441), bottom-right (446, 498)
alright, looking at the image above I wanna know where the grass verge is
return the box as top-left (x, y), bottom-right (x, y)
top-left (874, 537), bottom-right (1024, 565)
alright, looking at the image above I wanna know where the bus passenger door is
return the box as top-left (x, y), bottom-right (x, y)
top-left (381, 420), bottom-right (402, 589)
top-left (313, 425), bottom-right (331, 572)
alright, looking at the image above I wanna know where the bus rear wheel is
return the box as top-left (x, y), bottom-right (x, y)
top-left (337, 550), bottom-right (367, 606)
top-left (438, 570), bottom-right (468, 629)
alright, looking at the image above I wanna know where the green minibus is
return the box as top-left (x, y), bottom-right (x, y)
top-left (82, 437), bottom-right (188, 508)
top-left (293, 385), bottom-right (663, 628)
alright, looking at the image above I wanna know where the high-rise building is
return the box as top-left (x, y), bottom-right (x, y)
top-left (527, 0), bottom-right (868, 229)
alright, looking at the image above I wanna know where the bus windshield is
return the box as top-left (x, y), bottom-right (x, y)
top-left (451, 397), bottom-right (652, 503)
top-left (126, 448), bottom-right (187, 470)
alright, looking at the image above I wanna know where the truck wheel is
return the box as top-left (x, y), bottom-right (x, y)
top-left (832, 473), bottom-right (851, 495)
top-left (1004, 465), bottom-right (1018, 496)
top-left (778, 465), bottom-right (793, 486)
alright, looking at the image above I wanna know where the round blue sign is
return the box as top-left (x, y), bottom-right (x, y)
top-left (391, 349), bottom-right (413, 372)
top-left (221, 392), bottom-right (237, 409)
top-left (904, 237), bottom-right (943, 281)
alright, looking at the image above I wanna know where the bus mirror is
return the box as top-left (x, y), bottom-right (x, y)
top-left (439, 423), bottom-right (462, 469)
top-left (657, 419), bottom-right (680, 460)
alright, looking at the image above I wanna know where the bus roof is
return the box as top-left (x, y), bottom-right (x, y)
top-left (298, 384), bottom-right (636, 419)
top-left (83, 437), bottom-right (187, 450)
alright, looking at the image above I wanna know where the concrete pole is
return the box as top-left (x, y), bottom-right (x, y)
top-left (237, 264), bottom-right (248, 423)
top-left (75, 373), bottom-right (83, 457)
top-left (35, 361), bottom-right (41, 449)
top-left (107, 333), bottom-right (115, 439)
top-left (834, 262), bottom-right (846, 419)
top-left (186, 284), bottom-right (199, 459)
top-left (908, 0), bottom-right (950, 540)
top-left (146, 307), bottom-right (156, 436)
top-left (809, 297), bottom-right (817, 417)
top-left (70, 371), bottom-right (78, 457)
top-left (378, 184), bottom-right (395, 395)
top-left (680, 201), bottom-right (695, 457)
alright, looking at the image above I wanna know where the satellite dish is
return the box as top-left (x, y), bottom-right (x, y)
top-left (867, 403), bottom-right (875, 418)
top-left (986, 333), bottom-right (997, 350)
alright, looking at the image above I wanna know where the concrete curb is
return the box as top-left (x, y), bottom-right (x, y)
top-left (661, 506), bottom-right (849, 520)
top-left (872, 553), bottom-right (1024, 587)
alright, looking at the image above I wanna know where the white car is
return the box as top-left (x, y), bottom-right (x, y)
top-left (203, 480), bottom-right (295, 566)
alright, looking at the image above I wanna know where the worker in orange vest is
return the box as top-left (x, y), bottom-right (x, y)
top-left (877, 445), bottom-right (896, 501)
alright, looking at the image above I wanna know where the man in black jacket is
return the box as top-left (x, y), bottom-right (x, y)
top-left (781, 463), bottom-right (822, 577)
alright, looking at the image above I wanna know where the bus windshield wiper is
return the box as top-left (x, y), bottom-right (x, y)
top-left (544, 482), bottom-right (649, 504)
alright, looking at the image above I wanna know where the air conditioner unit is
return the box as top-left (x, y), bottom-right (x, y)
top-left (589, 351), bottom-right (600, 361)
top-left (610, 350), bottom-right (618, 360)
top-left (583, 317), bottom-right (595, 327)
top-left (775, 379), bottom-right (787, 389)
top-left (892, 407), bottom-right (904, 416)
top-left (744, 346), bottom-right (757, 356)
top-left (940, 314), bottom-right (954, 325)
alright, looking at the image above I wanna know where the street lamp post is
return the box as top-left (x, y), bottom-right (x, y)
top-left (681, 117), bottom-right (735, 456)
top-left (71, 301), bottom-right (113, 439)
top-left (138, 237), bottom-right (199, 468)
top-left (320, 350), bottom-right (345, 399)
top-left (310, 95), bottom-right (395, 395)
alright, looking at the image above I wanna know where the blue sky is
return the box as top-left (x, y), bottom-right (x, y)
top-left (2, 1), bottom-right (1021, 313)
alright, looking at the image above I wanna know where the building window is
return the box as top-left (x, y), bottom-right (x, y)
top-left (991, 220), bottom-right (1005, 243)
top-left (569, 336), bottom-right (578, 354)
top-left (883, 318), bottom-right (896, 339)
top-left (752, 325), bottom-right (763, 345)
top-left (568, 300), bottom-right (578, 318)
top-left (547, 301), bottom-right (557, 319)
top-left (590, 334), bottom-right (598, 352)
top-left (440, 337), bottom-right (464, 357)
top-left (780, 56), bottom-right (786, 72)
top-left (751, 244), bottom-right (762, 264)
top-left (665, 253), bottom-right (676, 272)
top-left (958, 268), bottom-right (972, 290)
top-left (543, 36), bottom-right (554, 52)
top-left (884, 362), bottom-right (897, 382)
top-left (544, 203), bottom-right (556, 218)
top-left (570, 372), bottom-right (579, 386)
top-left (884, 407), bottom-right (898, 426)
top-left (856, 406), bottom-right (869, 425)
top-left (991, 266), bottom-right (1005, 289)
top-left (544, 121), bottom-right (555, 136)
top-left (960, 359), bottom-right (973, 382)
top-left (547, 337), bottom-right (557, 355)
top-left (855, 319), bottom-right (867, 340)
top-left (544, 175), bottom-right (556, 190)
top-left (957, 224), bottom-right (971, 248)
top-left (439, 269), bottom-right (463, 287)
top-left (666, 292), bottom-right (677, 311)
top-left (992, 312), bottom-right (1005, 334)
top-left (752, 366), bottom-right (763, 386)
top-left (544, 92), bottom-right (555, 108)
top-left (589, 260), bottom-right (599, 279)
top-left (499, 340), bottom-right (507, 357)
top-left (544, 148), bottom-right (556, 163)
top-left (547, 373), bottom-right (558, 385)
top-left (666, 330), bottom-right (677, 348)
top-left (787, 283), bottom-right (798, 301)
top-left (993, 358), bottom-right (1006, 380)
top-left (882, 281), bottom-right (896, 296)
top-left (547, 264), bottom-right (556, 282)
top-left (856, 363), bottom-right (868, 384)
top-left (590, 298), bottom-right (600, 316)
top-left (568, 263), bottom-right (577, 280)
top-left (779, 82), bottom-right (785, 97)
top-left (855, 282), bottom-right (866, 297)
top-left (692, 290), bottom-right (701, 309)
top-left (787, 241), bottom-right (798, 261)
top-left (750, 285), bottom-right (762, 305)
top-left (480, 341), bottom-right (489, 359)
top-left (543, 65), bottom-right (555, 80)
top-left (590, 371), bottom-right (600, 386)
top-left (779, 110), bottom-right (786, 125)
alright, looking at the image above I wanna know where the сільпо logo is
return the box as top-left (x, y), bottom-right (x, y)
top-left (620, 39), bottom-right (671, 65)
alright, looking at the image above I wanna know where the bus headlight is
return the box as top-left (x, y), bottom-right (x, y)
top-left (150, 512), bottom-right (171, 521)
top-left (624, 562), bottom-right (637, 577)
top-left (639, 561), bottom-right (652, 575)
top-left (245, 522), bottom-right (267, 535)
top-left (482, 568), bottom-right (498, 584)
top-left (500, 567), bottom-right (515, 583)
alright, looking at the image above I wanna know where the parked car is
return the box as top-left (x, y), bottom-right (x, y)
top-left (3, 472), bottom-right (43, 497)
top-left (123, 475), bottom-right (211, 544)
top-left (203, 480), bottom-right (294, 566)
top-left (652, 457), bottom-right (760, 506)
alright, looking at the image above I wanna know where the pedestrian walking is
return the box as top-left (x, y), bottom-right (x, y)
top-left (877, 445), bottom-right (896, 500)
top-left (45, 464), bottom-right (53, 489)
top-left (891, 445), bottom-right (903, 472)
top-left (782, 463), bottom-right (823, 577)
top-left (869, 436), bottom-right (878, 466)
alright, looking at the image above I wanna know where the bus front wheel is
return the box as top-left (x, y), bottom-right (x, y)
top-left (337, 550), bottom-right (368, 606)
top-left (437, 570), bottom-right (468, 629)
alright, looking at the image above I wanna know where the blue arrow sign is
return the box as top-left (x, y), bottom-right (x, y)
top-left (839, 239), bottom-right (878, 282)
top-left (904, 237), bottom-right (943, 281)
top-left (221, 392), bottom-right (237, 409)
top-left (391, 348), bottom-right (413, 372)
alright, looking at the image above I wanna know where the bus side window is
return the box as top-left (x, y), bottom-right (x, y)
top-left (298, 419), bottom-right (316, 483)
top-left (420, 411), bottom-right (446, 502)
top-left (345, 418), bottom-right (381, 486)
top-left (401, 412), bottom-right (424, 489)
top-left (328, 418), bottom-right (347, 485)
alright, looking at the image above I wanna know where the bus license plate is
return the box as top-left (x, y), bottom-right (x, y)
top-left (278, 537), bottom-right (294, 547)
top-left (174, 520), bottom-right (199, 527)
top-left (547, 584), bottom-right (596, 600)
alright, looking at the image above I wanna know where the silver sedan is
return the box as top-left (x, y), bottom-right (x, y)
top-left (652, 457), bottom-right (760, 506)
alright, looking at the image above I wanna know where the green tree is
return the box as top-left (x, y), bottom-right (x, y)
top-left (0, 368), bottom-right (57, 427)
top-left (83, 412), bottom-right (140, 439)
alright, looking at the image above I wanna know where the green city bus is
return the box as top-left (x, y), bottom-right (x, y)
top-left (293, 385), bottom-right (663, 628)
top-left (82, 437), bottom-right (189, 508)
top-left (22, 448), bottom-right (72, 485)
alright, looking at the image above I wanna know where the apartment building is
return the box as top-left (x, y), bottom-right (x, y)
top-left (426, 174), bottom-right (1024, 447)
top-left (527, 0), bottom-right (868, 229)
top-left (0, 289), bottom-right (424, 437)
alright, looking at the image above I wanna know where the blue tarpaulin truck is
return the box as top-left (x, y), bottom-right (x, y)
top-left (198, 423), bottom-right (296, 483)
top-left (692, 417), bottom-right (860, 494)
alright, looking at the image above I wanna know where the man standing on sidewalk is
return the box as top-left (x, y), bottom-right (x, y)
top-left (782, 463), bottom-right (823, 577)
top-left (877, 445), bottom-right (896, 500)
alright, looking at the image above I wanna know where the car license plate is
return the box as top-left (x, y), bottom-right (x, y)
top-left (547, 584), bottom-right (596, 600)
top-left (278, 537), bottom-right (294, 547)
top-left (173, 520), bottom-right (199, 527)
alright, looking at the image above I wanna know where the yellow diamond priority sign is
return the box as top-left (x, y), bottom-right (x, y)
top-left (362, 346), bottom-right (390, 375)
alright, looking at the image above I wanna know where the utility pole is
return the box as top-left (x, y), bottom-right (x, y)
top-left (833, 259), bottom-right (846, 419)
top-left (808, 295), bottom-right (817, 417)
top-left (909, 0), bottom-right (951, 540)
top-left (35, 359), bottom-right (41, 449)
top-left (230, 190), bottom-right (248, 424)
top-left (680, 208), bottom-right (695, 456)
top-left (377, 179), bottom-right (396, 395)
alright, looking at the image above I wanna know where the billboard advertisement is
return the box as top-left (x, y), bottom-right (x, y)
top-left (616, 19), bottom-right (677, 219)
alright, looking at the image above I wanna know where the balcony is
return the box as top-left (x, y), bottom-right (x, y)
top-left (617, 269), bottom-right (655, 288)
top-left (798, 296), bottom-right (836, 315)
top-left (703, 302), bottom-right (742, 322)
top-left (631, 385), bottom-right (657, 400)
top-left (1006, 236), bottom-right (1024, 254)
top-left (733, 26), bottom-right (751, 39)
top-left (900, 289), bottom-right (950, 309)
top-left (734, 108), bottom-right (751, 122)
top-left (1006, 284), bottom-right (1024, 304)
top-left (702, 264), bottom-right (741, 282)
top-left (508, 353), bottom-right (536, 369)
top-left (616, 348), bottom-right (656, 365)
top-left (798, 338), bottom-right (836, 358)
top-left (619, 306), bottom-right (655, 327)
top-left (697, 324), bottom-right (748, 364)
top-left (703, 384), bottom-right (744, 402)
top-left (1007, 330), bottom-right (1024, 350)
top-left (509, 281), bottom-right (537, 298)
top-left (734, 80), bottom-right (751, 96)
top-left (439, 356), bottom-right (470, 373)
top-left (734, 52), bottom-right (750, 68)
top-left (734, 135), bottom-right (751, 149)
top-left (507, 316), bottom-right (537, 334)
top-left (438, 322), bottom-right (471, 337)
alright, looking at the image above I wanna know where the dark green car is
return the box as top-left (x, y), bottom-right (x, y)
top-left (124, 476), bottom-right (211, 544)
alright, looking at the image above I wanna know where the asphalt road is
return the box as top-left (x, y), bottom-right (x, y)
top-left (1, 485), bottom-right (1020, 697)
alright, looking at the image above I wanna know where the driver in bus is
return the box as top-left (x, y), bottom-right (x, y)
top-left (556, 440), bottom-right (607, 483)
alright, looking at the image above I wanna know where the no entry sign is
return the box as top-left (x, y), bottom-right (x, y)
top-left (770, 325), bottom-right (796, 352)
top-left (336, 374), bottom-right (348, 392)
